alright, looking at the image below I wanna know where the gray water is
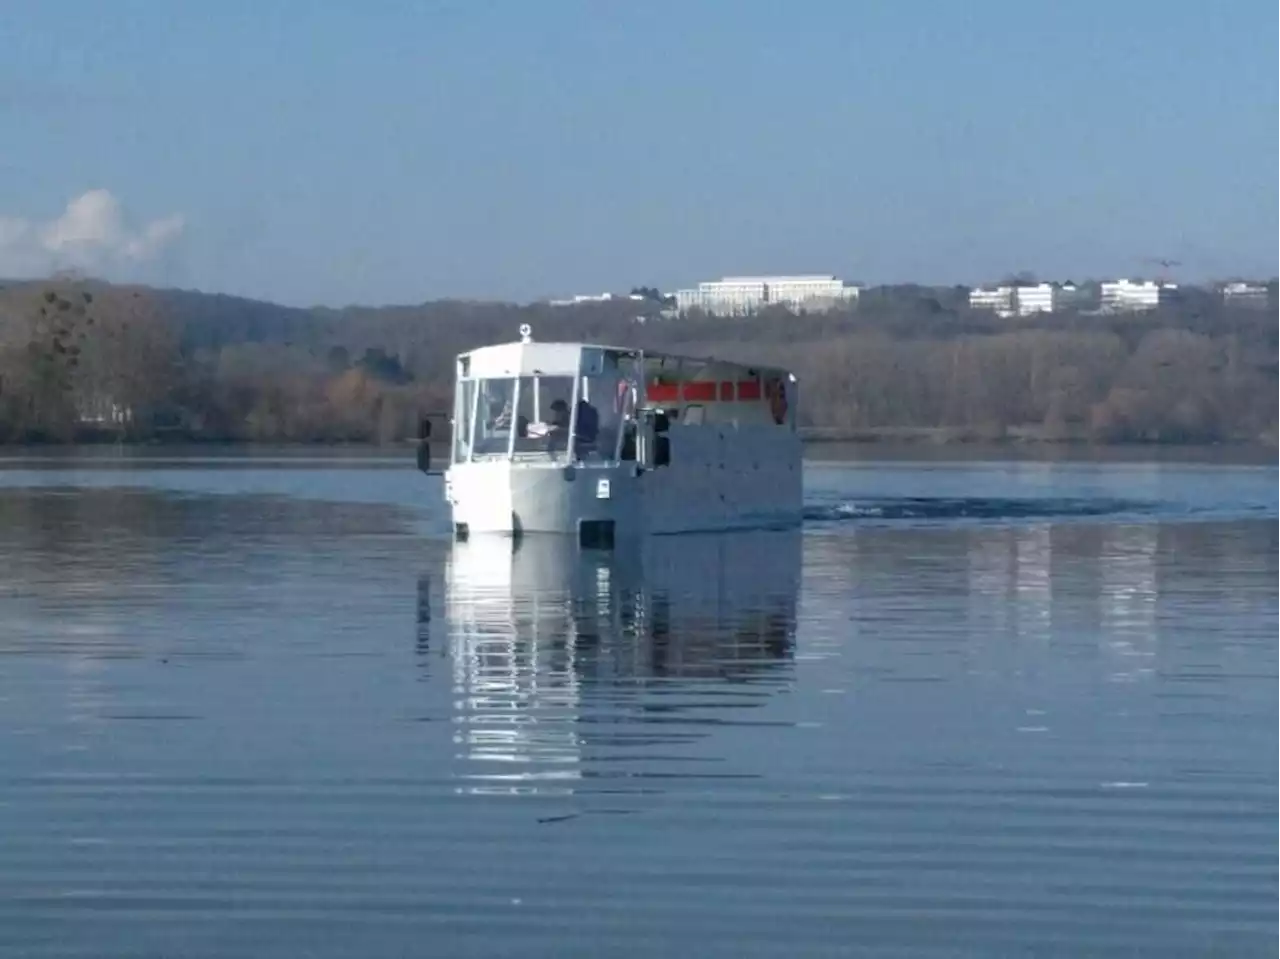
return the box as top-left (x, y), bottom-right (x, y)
top-left (0, 450), bottom-right (1275, 957)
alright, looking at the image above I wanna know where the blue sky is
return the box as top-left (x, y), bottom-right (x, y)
top-left (2, 0), bottom-right (1276, 306)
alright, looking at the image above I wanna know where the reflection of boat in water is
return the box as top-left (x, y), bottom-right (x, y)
top-left (439, 529), bottom-right (801, 796)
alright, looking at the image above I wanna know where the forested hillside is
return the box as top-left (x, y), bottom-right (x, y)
top-left (0, 278), bottom-right (1275, 445)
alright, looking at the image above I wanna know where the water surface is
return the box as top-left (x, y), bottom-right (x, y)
top-left (0, 452), bottom-right (1275, 957)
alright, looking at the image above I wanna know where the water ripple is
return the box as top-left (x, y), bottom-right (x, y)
top-left (0, 461), bottom-right (1275, 957)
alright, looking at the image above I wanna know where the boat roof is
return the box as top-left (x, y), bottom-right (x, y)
top-left (458, 334), bottom-right (793, 380)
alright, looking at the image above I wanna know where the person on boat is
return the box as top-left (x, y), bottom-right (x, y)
top-left (574, 398), bottom-right (599, 446)
top-left (548, 399), bottom-right (569, 428)
top-left (490, 399), bottom-right (527, 438)
top-left (545, 399), bottom-right (570, 448)
top-left (546, 398), bottom-right (598, 455)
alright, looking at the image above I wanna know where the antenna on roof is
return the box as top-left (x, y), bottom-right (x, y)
top-left (519, 323), bottom-right (533, 343)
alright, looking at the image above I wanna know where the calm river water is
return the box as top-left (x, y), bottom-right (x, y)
top-left (0, 449), bottom-right (1275, 957)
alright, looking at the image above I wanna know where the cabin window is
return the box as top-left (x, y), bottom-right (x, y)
top-left (466, 375), bottom-right (578, 460)
top-left (462, 365), bottom-right (640, 462)
top-left (579, 353), bottom-right (641, 463)
top-left (512, 375), bottom-right (576, 455)
top-left (472, 378), bottom-right (519, 457)
top-left (453, 379), bottom-right (475, 463)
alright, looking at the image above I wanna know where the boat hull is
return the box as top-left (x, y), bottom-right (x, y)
top-left (445, 426), bottom-right (802, 539)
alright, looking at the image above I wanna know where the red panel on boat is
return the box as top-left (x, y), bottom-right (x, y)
top-left (682, 382), bottom-right (717, 402)
top-left (647, 380), bottom-right (766, 403)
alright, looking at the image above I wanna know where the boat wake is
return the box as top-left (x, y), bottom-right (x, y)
top-left (802, 496), bottom-right (1157, 525)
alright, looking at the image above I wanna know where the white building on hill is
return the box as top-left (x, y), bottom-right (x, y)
top-left (968, 286), bottom-right (1016, 317)
top-left (969, 282), bottom-right (1083, 318)
top-left (1013, 283), bottom-right (1056, 315)
top-left (1220, 281), bottom-right (1270, 308)
top-left (548, 292), bottom-right (645, 307)
top-left (674, 275), bottom-right (860, 316)
top-left (1100, 279), bottom-right (1175, 312)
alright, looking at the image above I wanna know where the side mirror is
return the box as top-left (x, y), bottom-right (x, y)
top-left (418, 417), bottom-right (432, 441)
top-left (653, 412), bottom-right (670, 434)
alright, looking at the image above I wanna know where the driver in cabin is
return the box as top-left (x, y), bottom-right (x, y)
top-left (490, 399), bottom-right (527, 438)
top-left (545, 399), bottom-right (570, 449)
top-left (546, 398), bottom-right (599, 454)
top-left (491, 399), bottom-right (510, 429)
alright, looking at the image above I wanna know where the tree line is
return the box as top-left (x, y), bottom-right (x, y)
top-left (0, 278), bottom-right (1275, 446)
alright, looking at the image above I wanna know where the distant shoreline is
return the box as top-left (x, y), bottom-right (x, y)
top-left (4, 279), bottom-right (1274, 453)
top-left (796, 425), bottom-right (1277, 448)
top-left (2, 424), bottom-right (1276, 449)
top-left (0, 430), bottom-right (1274, 467)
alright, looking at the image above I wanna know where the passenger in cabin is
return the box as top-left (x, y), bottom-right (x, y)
top-left (574, 398), bottom-right (599, 446)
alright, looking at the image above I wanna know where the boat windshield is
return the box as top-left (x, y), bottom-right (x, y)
top-left (459, 370), bottom-right (634, 463)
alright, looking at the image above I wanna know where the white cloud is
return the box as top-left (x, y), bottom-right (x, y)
top-left (0, 189), bottom-right (185, 278)
top-left (123, 214), bottom-right (186, 261)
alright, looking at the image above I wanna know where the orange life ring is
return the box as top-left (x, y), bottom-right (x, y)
top-left (767, 379), bottom-right (788, 425)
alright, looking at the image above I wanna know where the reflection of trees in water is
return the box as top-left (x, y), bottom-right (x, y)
top-left (0, 485), bottom-right (422, 743)
top-left (438, 532), bottom-right (800, 796)
top-left (965, 525), bottom-right (1053, 641)
top-left (834, 520), bottom-right (1273, 688)
top-left (0, 485), bottom-right (411, 668)
top-left (0, 487), bottom-right (404, 603)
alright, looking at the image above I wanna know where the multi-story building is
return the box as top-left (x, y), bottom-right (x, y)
top-left (674, 275), bottom-right (859, 316)
top-left (675, 277), bottom-right (766, 316)
top-left (1100, 279), bottom-right (1175, 312)
top-left (1220, 281), bottom-right (1270, 308)
top-left (1012, 283), bottom-right (1055, 315)
top-left (763, 275), bottom-right (860, 312)
top-left (1055, 283), bottom-right (1085, 309)
top-left (969, 282), bottom-right (1081, 317)
top-left (548, 292), bottom-right (645, 307)
top-left (968, 286), bottom-right (1016, 317)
